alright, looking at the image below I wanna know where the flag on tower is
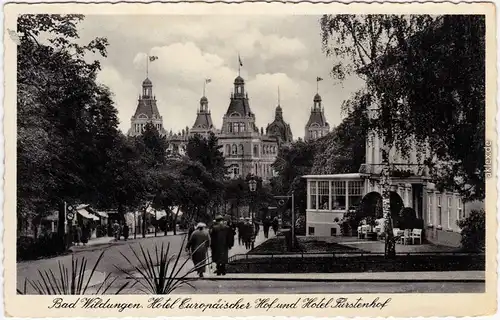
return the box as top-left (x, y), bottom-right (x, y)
top-left (316, 77), bottom-right (323, 82)
top-left (238, 54), bottom-right (243, 67)
top-left (149, 55), bottom-right (159, 62)
top-left (205, 78), bottom-right (212, 84)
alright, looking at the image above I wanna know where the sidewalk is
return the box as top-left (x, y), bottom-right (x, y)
top-left (126, 227), bottom-right (274, 279)
top-left (69, 231), bottom-right (186, 253)
top-left (181, 270), bottom-right (485, 282)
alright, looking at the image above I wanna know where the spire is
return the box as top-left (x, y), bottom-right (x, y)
top-left (277, 86), bottom-right (280, 106)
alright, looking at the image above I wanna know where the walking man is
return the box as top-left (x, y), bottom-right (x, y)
top-left (272, 217), bottom-right (279, 235)
top-left (186, 222), bottom-right (210, 278)
top-left (210, 215), bottom-right (234, 275)
top-left (263, 216), bottom-right (271, 238)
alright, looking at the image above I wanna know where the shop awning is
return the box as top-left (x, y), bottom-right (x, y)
top-left (96, 211), bottom-right (109, 218)
top-left (77, 208), bottom-right (100, 221)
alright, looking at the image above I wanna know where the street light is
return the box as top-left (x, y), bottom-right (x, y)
top-left (248, 177), bottom-right (257, 249)
top-left (275, 191), bottom-right (295, 251)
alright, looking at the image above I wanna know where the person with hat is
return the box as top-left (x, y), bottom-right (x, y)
top-left (236, 217), bottom-right (245, 246)
top-left (186, 222), bottom-right (211, 278)
top-left (210, 215), bottom-right (234, 275)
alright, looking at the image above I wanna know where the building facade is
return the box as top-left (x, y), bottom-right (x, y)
top-left (303, 108), bottom-right (483, 247)
top-left (128, 75), bottom-right (292, 181)
top-left (304, 93), bottom-right (330, 141)
top-left (128, 78), bottom-right (167, 137)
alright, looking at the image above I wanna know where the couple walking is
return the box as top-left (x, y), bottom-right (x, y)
top-left (186, 215), bottom-right (235, 277)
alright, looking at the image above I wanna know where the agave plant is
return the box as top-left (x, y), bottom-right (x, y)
top-left (115, 236), bottom-right (210, 294)
top-left (17, 251), bottom-right (129, 295)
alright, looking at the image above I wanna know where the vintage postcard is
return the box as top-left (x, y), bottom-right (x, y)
top-left (3, 1), bottom-right (497, 318)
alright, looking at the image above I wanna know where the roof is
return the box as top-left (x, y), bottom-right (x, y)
top-left (192, 111), bottom-right (214, 129)
top-left (133, 98), bottom-right (161, 119)
top-left (306, 109), bottom-right (329, 128)
top-left (142, 78), bottom-right (152, 86)
top-left (234, 76), bottom-right (244, 84)
top-left (226, 96), bottom-right (252, 117)
top-left (200, 96), bottom-right (208, 103)
top-left (302, 173), bottom-right (368, 179)
top-left (314, 93), bottom-right (322, 102)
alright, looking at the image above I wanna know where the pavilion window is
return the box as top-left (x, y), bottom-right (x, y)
top-left (457, 198), bottom-right (464, 220)
top-left (331, 181), bottom-right (346, 210)
top-left (318, 181), bottom-right (329, 210)
top-left (437, 195), bottom-right (442, 226)
top-left (348, 181), bottom-right (363, 210)
top-left (309, 181), bottom-right (317, 210)
top-left (427, 193), bottom-right (433, 225)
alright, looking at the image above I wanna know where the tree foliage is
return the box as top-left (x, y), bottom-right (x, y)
top-left (321, 15), bottom-right (485, 201)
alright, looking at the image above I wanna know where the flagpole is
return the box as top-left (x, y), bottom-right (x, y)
top-left (278, 86), bottom-right (280, 105)
top-left (146, 54), bottom-right (149, 78)
top-left (203, 80), bottom-right (206, 97)
top-left (316, 79), bottom-right (318, 94)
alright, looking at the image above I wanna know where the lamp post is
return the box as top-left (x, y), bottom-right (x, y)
top-left (275, 191), bottom-right (295, 251)
top-left (142, 193), bottom-right (155, 239)
top-left (248, 177), bottom-right (257, 249)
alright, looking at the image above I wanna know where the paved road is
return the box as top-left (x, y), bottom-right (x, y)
top-left (120, 279), bottom-right (484, 294)
top-left (17, 233), bottom-right (188, 292)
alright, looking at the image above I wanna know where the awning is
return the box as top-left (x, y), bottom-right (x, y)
top-left (77, 208), bottom-right (100, 221)
top-left (96, 211), bottom-right (109, 218)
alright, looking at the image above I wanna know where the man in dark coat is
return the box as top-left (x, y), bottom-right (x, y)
top-left (236, 218), bottom-right (245, 245)
top-left (186, 222), bottom-right (210, 277)
top-left (272, 217), bottom-right (279, 235)
top-left (263, 217), bottom-right (271, 238)
top-left (210, 215), bottom-right (234, 275)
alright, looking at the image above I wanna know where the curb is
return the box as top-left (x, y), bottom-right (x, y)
top-left (124, 275), bottom-right (485, 283)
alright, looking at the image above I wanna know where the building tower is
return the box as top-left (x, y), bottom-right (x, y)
top-left (128, 77), bottom-right (166, 136)
top-left (190, 94), bottom-right (215, 137)
top-left (304, 92), bottom-right (330, 141)
top-left (266, 88), bottom-right (293, 145)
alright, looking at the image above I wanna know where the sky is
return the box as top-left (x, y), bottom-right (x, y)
top-left (77, 15), bottom-right (365, 138)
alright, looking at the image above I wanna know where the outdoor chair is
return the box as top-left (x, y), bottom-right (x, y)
top-left (411, 229), bottom-right (423, 245)
top-left (357, 226), bottom-right (362, 239)
top-left (400, 229), bottom-right (411, 245)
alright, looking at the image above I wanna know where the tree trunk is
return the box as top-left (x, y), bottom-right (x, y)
top-left (381, 148), bottom-right (396, 258)
top-left (57, 201), bottom-right (67, 251)
top-left (173, 207), bottom-right (180, 235)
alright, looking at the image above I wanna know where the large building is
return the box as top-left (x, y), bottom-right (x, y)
top-left (128, 78), bottom-right (167, 137)
top-left (303, 107), bottom-right (483, 247)
top-left (129, 74), bottom-right (293, 181)
top-left (304, 92), bottom-right (330, 141)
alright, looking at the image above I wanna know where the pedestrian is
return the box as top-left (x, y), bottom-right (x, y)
top-left (263, 216), bottom-right (271, 238)
top-left (75, 224), bottom-right (82, 246)
top-left (210, 215), bottom-right (234, 276)
top-left (112, 220), bottom-right (120, 240)
top-left (186, 222), bottom-right (210, 278)
top-left (243, 217), bottom-right (253, 249)
top-left (236, 218), bottom-right (245, 245)
top-left (123, 224), bottom-right (130, 240)
top-left (188, 221), bottom-right (196, 240)
top-left (272, 217), bottom-right (279, 235)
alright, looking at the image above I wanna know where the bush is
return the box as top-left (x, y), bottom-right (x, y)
top-left (17, 233), bottom-right (65, 261)
top-left (96, 225), bottom-right (107, 237)
top-left (397, 207), bottom-right (419, 229)
top-left (458, 209), bottom-right (485, 252)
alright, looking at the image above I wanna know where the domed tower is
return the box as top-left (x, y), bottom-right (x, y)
top-left (128, 77), bottom-right (166, 137)
top-left (190, 95), bottom-right (215, 136)
top-left (266, 89), bottom-right (293, 145)
top-left (304, 92), bottom-right (330, 141)
top-left (221, 75), bottom-right (258, 134)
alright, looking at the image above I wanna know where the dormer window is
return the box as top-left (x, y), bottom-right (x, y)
top-left (230, 112), bottom-right (241, 117)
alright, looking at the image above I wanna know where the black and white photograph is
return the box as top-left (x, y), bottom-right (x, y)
top-left (3, 2), bottom-right (496, 317)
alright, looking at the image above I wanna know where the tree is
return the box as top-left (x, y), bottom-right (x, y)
top-left (369, 15), bottom-right (485, 201)
top-left (312, 91), bottom-right (369, 175)
top-left (17, 14), bottom-right (116, 242)
top-left (320, 14), bottom-right (434, 257)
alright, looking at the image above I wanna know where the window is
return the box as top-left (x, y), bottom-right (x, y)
top-left (225, 144), bottom-right (230, 155)
top-left (331, 181), bottom-right (346, 210)
top-left (231, 144), bottom-right (237, 155)
top-left (229, 164), bottom-right (240, 178)
top-left (331, 228), bottom-right (337, 236)
top-left (318, 181), bottom-right (329, 210)
top-left (238, 144), bottom-right (244, 155)
top-left (348, 181), bottom-right (363, 210)
top-left (437, 195), bottom-right (442, 226)
top-left (309, 181), bottom-right (317, 210)
top-left (457, 198), bottom-right (464, 220)
top-left (427, 193), bottom-right (433, 225)
top-left (233, 122), bottom-right (239, 133)
top-left (228, 123), bottom-right (232, 133)
top-left (240, 123), bottom-right (246, 132)
top-left (447, 196), bottom-right (452, 229)
top-left (253, 145), bottom-right (259, 157)
top-left (308, 227), bottom-right (315, 236)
